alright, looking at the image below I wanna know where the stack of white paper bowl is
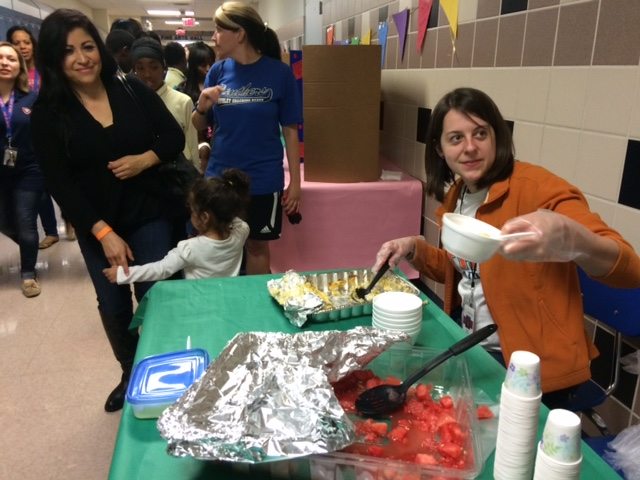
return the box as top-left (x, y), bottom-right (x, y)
top-left (371, 292), bottom-right (423, 345)
top-left (494, 350), bottom-right (543, 480)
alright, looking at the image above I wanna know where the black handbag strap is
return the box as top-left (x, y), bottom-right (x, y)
top-left (116, 72), bottom-right (148, 123)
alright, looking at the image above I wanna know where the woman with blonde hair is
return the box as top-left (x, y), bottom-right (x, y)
top-left (193, 1), bottom-right (302, 274)
top-left (0, 41), bottom-right (47, 297)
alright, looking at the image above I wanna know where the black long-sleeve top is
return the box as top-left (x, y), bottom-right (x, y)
top-left (31, 75), bottom-right (185, 237)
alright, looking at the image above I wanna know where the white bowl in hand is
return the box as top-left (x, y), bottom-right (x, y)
top-left (441, 213), bottom-right (504, 263)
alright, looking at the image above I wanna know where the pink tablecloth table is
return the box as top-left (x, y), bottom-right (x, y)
top-left (270, 162), bottom-right (422, 278)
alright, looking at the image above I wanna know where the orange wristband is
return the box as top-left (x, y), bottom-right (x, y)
top-left (95, 226), bottom-right (113, 241)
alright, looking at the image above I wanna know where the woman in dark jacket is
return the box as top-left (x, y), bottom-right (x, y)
top-left (0, 41), bottom-right (44, 297)
top-left (31, 9), bottom-right (184, 412)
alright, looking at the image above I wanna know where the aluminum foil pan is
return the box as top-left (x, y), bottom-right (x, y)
top-left (157, 327), bottom-right (410, 463)
top-left (268, 269), bottom-right (421, 327)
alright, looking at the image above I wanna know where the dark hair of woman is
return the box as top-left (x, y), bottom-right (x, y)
top-left (214, 2), bottom-right (282, 60)
top-left (35, 9), bottom-right (118, 140)
top-left (425, 87), bottom-right (515, 202)
top-left (110, 18), bottom-right (144, 39)
top-left (189, 168), bottom-right (250, 235)
top-left (6, 25), bottom-right (38, 52)
top-left (164, 41), bottom-right (186, 68)
top-left (183, 41), bottom-right (214, 104)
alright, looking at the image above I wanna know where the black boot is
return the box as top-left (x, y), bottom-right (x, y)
top-left (99, 311), bottom-right (138, 412)
top-left (105, 373), bottom-right (129, 412)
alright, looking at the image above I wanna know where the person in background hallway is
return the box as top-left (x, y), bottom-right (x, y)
top-left (183, 41), bottom-right (216, 173)
top-left (182, 41), bottom-right (215, 105)
top-left (104, 169), bottom-right (250, 283)
top-left (31, 9), bottom-right (184, 412)
top-left (110, 17), bottom-right (144, 39)
top-left (0, 42), bottom-right (45, 297)
top-left (193, 1), bottom-right (301, 274)
top-left (130, 37), bottom-right (199, 171)
top-left (164, 41), bottom-right (187, 90)
top-left (6, 25), bottom-right (73, 247)
top-left (105, 28), bottom-right (135, 74)
top-left (146, 30), bottom-right (162, 44)
top-left (372, 87), bottom-right (640, 408)
top-left (130, 36), bottom-right (201, 245)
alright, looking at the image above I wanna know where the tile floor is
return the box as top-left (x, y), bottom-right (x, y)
top-left (0, 222), bottom-right (121, 479)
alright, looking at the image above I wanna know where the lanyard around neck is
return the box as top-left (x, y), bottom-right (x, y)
top-left (0, 91), bottom-right (15, 142)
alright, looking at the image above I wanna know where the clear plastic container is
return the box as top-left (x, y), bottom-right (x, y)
top-left (311, 346), bottom-right (484, 479)
top-left (126, 348), bottom-right (209, 419)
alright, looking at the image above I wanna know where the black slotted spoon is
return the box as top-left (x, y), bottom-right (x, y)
top-left (355, 324), bottom-right (498, 416)
top-left (354, 261), bottom-right (391, 300)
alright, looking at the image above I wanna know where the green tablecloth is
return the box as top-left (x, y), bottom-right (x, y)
top-left (109, 274), bottom-right (620, 479)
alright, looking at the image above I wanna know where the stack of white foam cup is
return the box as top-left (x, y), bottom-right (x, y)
top-left (533, 408), bottom-right (582, 479)
top-left (494, 350), bottom-right (542, 480)
top-left (371, 292), bottom-right (423, 346)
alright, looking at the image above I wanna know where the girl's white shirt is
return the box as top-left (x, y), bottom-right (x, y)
top-left (116, 217), bottom-right (249, 283)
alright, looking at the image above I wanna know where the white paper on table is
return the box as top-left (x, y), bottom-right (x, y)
top-left (380, 170), bottom-right (403, 181)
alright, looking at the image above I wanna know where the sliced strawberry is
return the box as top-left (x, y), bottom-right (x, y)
top-left (476, 404), bottom-right (494, 419)
top-left (385, 375), bottom-right (402, 386)
top-left (415, 453), bottom-right (438, 465)
top-left (389, 426), bottom-right (409, 443)
top-left (367, 445), bottom-right (385, 457)
top-left (439, 395), bottom-right (454, 409)
top-left (437, 441), bottom-right (463, 460)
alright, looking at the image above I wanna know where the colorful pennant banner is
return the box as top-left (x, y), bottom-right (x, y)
top-left (417, 0), bottom-right (433, 53)
top-left (392, 8), bottom-right (410, 61)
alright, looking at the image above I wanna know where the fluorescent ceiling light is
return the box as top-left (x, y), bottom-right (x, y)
top-left (165, 20), bottom-right (200, 25)
top-left (147, 9), bottom-right (181, 16)
top-left (184, 10), bottom-right (194, 16)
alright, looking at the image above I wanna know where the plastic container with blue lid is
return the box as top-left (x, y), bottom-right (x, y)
top-left (126, 348), bottom-right (209, 419)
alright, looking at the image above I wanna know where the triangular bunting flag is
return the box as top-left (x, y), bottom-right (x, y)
top-left (417, 0), bottom-right (433, 53)
top-left (440, 0), bottom-right (459, 39)
top-left (362, 28), bottom-right (371, 45)
top-left (378, 21), bottom-right (389, 67)
top-left (392, 8), bottom-right (410, 61)
top-left (326, 25), bottom-right (334, 45)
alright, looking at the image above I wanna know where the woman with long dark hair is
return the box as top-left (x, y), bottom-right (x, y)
top-left (193, 1), bottom-right (302, 275)
top-left (31, 9), bottom-right (184, 412)
top-left (182, 41), bottom-right (214, 105)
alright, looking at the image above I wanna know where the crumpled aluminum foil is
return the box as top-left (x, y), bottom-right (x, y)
top-left (157, 326), bottom-right (409, 462)
top-left (266, 272), bottom-right (326, 327)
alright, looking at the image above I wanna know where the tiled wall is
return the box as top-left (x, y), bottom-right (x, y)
top-left (277, 0), bottom-right (640, 435)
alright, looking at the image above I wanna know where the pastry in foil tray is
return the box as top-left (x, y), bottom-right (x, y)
top-left (267, 270), bottom-right (421, 327)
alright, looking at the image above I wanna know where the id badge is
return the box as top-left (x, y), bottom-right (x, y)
top-left (3, 147), bottom-right (17, 168)
top-left (461, 303), bottom-right (475, 334)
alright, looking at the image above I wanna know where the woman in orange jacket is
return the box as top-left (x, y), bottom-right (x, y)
top-left (373, 87), bottom-right (640, 406)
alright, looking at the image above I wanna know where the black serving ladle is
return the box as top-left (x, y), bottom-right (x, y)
top-left (355, 324), bottom-right (498, 416)
top-left (354, 261), bottom-right (391, 300)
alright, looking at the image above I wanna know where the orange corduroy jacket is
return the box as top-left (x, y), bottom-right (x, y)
top-left (412, 161), bottom-right (640, 392)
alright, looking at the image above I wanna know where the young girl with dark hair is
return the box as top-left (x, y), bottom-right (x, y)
top-left (104, 168), bottom-right (250, 283)
top-left (30, 9), bottom-right (184, 412)
top-left (193, 1), bottom-right (301, 275)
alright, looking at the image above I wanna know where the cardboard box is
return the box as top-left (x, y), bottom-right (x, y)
top-left (302, 45), bottom-right (381, 183)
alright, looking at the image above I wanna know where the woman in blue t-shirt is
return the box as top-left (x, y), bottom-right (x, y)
top-left (193, 1), bottom-right (302, 275)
